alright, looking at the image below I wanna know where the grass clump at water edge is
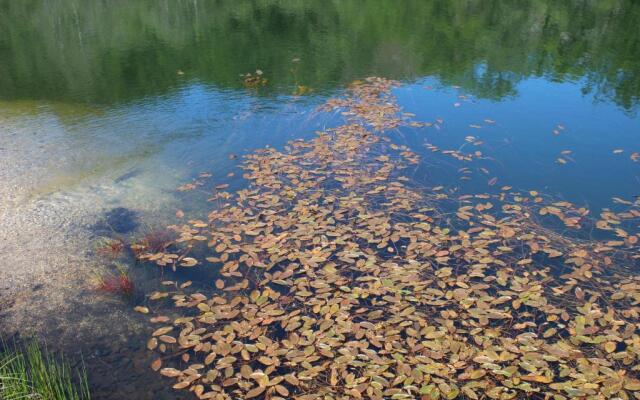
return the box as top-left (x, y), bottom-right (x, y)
top-left (0, 339), bottom-right (90, 400)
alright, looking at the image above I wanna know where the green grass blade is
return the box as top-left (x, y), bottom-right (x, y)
top-left (0, 339), bottom-right (90, 400)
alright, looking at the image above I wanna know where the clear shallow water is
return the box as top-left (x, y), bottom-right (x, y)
top-left (0, 1), bottom-right (639, 399)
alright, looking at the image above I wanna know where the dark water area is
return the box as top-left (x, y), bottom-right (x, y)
top-left (0, 1), bottom-right (639, 399)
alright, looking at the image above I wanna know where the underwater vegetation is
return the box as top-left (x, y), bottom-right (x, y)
top-left (94, 237), bottom-right (126, 259)
top-left (94, 265), bottom-right (135, 298)
top-left (130, 78), bottom-right (640, 399)
top-left (131, 229), bottom-right (175, 259)
top-left (0, 339), bottom-right (90, 400)
top-left (92, 228), bottom-right (176, 298)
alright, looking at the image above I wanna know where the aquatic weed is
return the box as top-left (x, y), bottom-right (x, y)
top-left (131, 229), bottom-right (175, 259)
top-left (94, 237), bottom-right (125, 259)
top-left (94, 265), bottom-right (135, 297)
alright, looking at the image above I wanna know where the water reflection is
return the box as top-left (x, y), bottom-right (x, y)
top-left (0, 0), bottom-right (638, 110)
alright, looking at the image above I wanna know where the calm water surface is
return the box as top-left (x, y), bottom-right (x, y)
top-left (0, 1), bottom-right (639, 398)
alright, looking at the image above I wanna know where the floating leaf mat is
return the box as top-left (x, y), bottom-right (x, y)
top-left (140, 78), bottom-right (640, 400)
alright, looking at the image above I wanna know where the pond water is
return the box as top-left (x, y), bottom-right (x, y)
top-left (0, 1), bottom-right (639, 399)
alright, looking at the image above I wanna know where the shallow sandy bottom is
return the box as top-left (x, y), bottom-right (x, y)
top-left (0, 95), bottom-right (318, 398)
top-left (0, 111), bottom-right (191, 398)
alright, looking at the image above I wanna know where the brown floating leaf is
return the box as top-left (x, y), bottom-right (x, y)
top-left (147, 338), bottom-right (158, 350)
top-left (152, 326), bottom-right (173, 337)
top-left (150, 358), bottom-right (162, 371)
top-left (160, 368), bottom-right (182, 378)
top-left (521, 375), bottom-right (552, 384)
top-left (245, 386), bottom-right (266, 398)
top-left (140, 77), bottom-right (640, 400)
top-left (180, 257), bottom-right (198, 267)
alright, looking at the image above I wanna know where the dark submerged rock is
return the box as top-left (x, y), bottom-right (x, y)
top-left (92, 207), bottom-right (139, 235)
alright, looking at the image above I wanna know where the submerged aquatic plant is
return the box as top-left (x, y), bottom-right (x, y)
top-left (0, 340), bottom-right (90, 400)
top-left (138, 78), bottom-right (640, 399)
top-left (95, 265), bottom-right (134, 297)
top-left (94, 237), bottom-right (125, 259)
top-left (131, 229), bottom-right (174, 259)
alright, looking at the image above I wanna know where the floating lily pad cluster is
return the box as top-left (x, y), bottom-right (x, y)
top-left (140, 78), bottom-right (640, 399)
